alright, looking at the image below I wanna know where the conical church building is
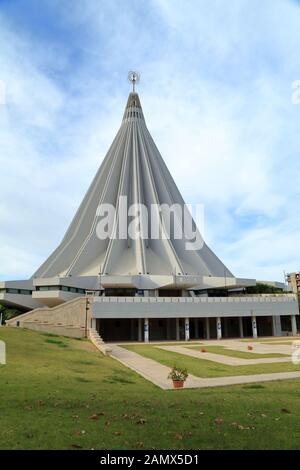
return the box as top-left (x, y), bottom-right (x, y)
top-left (3, 74), bottom-right (299, 340)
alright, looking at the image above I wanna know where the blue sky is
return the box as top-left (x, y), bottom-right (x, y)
top-left (0, 0), bottom-right (300, 282)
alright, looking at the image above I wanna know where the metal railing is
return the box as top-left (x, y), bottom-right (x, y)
top-left (93, 295), bottom-right (296, 304)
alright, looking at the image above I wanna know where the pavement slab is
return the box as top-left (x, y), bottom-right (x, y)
top-left (156, 345), bottom-right (292, 366)
top-left (110, 343), bottom-right (300, 390)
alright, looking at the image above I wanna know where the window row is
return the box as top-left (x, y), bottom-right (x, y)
top-left (0, 288), bottom-right (32, 295)
top-left (36, 285), bottom-right (86, 294)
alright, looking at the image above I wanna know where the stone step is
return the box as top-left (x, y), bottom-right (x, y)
top-left (88, 328), bottom-right (111, 356)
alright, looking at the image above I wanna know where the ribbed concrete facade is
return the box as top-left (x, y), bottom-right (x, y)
top-left (33, 91), bottom-right (233, 280)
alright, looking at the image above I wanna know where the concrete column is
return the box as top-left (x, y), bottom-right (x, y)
top-left (252, 316), bottom-right (258, 339)
top-left (195, 319), bottom-right (199, 339)
top-left (217, 317), bottom-right (222, 340)
top-left (272, 315), bottom-right (282, 337)
top-left (291, 315), bottom-right (298, 336)
top-left (91, 318), bottom-right (97, 330)
top-left (206, 318), bottom-right (210, 339)
top-left (272, 316), bottom-right (276, 336)
top-left (239, 317), bottom-right (244, 338)
top-left (185, 317), bottom-right (190, 341)
top-left (176, 318), bottom-right (180, 340)
top-left (138, 318), bottom-right (142, 342)
top-left (144, 318), bottom-right (149, 342)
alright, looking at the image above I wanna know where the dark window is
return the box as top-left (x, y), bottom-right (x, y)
top-left (4, 288), bottom-right (32, 295)
top-left (105, 288), bottom-right (137, 297)
top-left (37, 286), bottom-right (61, 291)
top-left (20, 289), bottom-right (31, 295)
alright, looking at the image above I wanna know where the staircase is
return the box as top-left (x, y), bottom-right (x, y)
top-left (88, 328), bottom-right (112, 356)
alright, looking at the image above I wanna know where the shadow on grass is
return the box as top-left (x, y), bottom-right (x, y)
top-left (42, 333), bottom-right (60, 338)
top-left (77, 360), bottom-right (96, 366)
top-left (104, 374), bottom-right (136, 385)
top-left (74, 377), bottom-right (92, 383)
top-left (45, 338), bottom-right (68, 348)
top-left (243, 384), bottom-right (266, 389)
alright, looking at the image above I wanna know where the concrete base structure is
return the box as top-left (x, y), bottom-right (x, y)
top-left (89, 294), bottom-right (298, 342)
top-left (6, 293), bottom-right (299, 342)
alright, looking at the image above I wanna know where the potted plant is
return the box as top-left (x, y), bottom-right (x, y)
top-left (168, 366), bottom-right (188, 389)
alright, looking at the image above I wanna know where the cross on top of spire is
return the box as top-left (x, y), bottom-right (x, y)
top-left (128, 71), bottom-right (140, 93)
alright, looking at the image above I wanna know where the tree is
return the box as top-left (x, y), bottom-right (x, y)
top-left (245, 283), bottom-right (285, 294)
top-left (0, 304), bottom-right (22, 324)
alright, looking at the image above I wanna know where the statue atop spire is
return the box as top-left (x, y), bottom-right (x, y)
top-left (128, 71), bottom-right (140, 93)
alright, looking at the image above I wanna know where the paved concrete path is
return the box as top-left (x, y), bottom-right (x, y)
top-left (110, 344), bottom-right (300, 390)
top-left (110, 345), bottom-right (171, 389)
top-left (156, 345), bottom-right (291, 366)
top-left (178, 371), bottom-right (300, 389)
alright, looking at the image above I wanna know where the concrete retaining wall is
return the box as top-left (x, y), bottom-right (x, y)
top-left (6, 297), bottom-right (91, 338)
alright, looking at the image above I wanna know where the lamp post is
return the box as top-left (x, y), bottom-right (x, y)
top-left (99, 265), bottom-right (103, 296)
top-left (283, 270), bottom-right (287, 292)
top-left (85, 297), bottom-right (90, 338)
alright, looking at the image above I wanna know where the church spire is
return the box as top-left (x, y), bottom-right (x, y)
top-left (128, 71), bottom-right (140, 93)
top-left (123, 72), bottom-right (144, 122)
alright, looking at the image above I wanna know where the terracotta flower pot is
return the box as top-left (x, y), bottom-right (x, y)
top-left (200, 347), bottom-right (206, 353)
top-left (172, 380), bottom-right (184, 389)
top-left (248, 345), bottom-right (253, 351)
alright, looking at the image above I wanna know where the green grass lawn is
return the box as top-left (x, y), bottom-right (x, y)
top-left (185, 345), bottom-right (288, 359)
top-left (261, 341), bottom-right (296, 346)
top-left (241, 338), bottom-right (296, 343)
top-left (1, 328), bottom-right (300, 450)
top-left (123, 344), bottom-right (299, 378)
